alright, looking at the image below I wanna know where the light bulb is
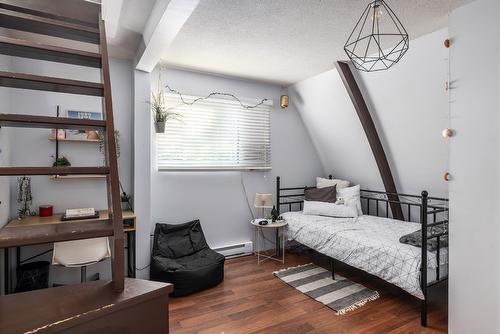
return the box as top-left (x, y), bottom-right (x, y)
top-left (372, 3), bottom-right (383, 21)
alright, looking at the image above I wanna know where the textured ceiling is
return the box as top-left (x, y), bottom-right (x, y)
top-left (160, 0), bottom-right (471, 84)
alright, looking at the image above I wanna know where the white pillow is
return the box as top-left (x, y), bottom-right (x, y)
top-left (336, 185), bottom-right (363, 216)
top-left (316, 177), bottom-right (350, 190)
top-left (303, 200), bottom-right (358, 218)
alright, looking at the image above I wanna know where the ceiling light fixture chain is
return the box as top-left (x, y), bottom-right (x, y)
top-left (344, 0), bottom-right (409, 72)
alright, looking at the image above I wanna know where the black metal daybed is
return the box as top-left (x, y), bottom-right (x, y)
top-left (276, 175), bottom-right (449, 327)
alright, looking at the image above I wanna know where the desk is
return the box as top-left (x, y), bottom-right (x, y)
top-left (2, 210), bottom-right (136, 295)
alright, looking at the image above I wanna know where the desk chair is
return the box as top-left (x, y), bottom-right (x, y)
top-left (52, 237), bottom-right (111, 282)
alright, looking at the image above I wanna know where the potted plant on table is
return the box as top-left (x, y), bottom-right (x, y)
top-left (150, 88), bottom-right (182, 133)
top-left (52, 156), bottom-right (71, 167)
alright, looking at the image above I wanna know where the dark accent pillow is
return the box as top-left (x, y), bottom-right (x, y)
top-left (304, 186), bottom-right (337, 203)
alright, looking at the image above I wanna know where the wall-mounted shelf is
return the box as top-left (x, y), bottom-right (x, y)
top-left (50, 174), bottom-right (107, 180)
top-left (49, 136), bottom-right (100, 143)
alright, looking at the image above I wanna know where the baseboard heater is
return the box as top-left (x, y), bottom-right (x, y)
top-left (213, 241), bottom-right (253, 258)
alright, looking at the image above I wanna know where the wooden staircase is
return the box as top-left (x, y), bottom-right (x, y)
top-left (0, 1), bottom-right (172, 333)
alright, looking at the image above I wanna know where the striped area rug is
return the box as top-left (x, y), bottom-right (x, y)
top-left (273, 263), bottom-right (379, 315)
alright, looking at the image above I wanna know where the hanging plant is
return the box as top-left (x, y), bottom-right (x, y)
top-left (149, 87), bottom-right (183, 133)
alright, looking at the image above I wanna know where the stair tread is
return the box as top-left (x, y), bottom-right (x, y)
top-left (0, 71), bottom-right (104, 96)
top-left (0, 8), bottom-right (99, 33)
top-left (0, 278), bottom-right (173, 333)
top-left (0, 8), bottom-right (100, 44)
top-left (0, 166), bottom-right (109, 176)
top-left (0, 114), bottom-right (107, 130)
top-left (0, 35), bottom-right (102, 68)
top-left (0, 3), bottom-right (99, 28)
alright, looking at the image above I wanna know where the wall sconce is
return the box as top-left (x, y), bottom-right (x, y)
top-left (443, 172), bottom-right (451, 182)
top-left (280, 95), bottom-right (289, 109)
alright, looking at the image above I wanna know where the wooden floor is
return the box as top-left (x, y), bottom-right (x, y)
top-left (169, 252), bottom-right (447, 334)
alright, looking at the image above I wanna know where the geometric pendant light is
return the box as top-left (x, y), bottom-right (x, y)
top-left (344, 0), bottom-right (409, 72)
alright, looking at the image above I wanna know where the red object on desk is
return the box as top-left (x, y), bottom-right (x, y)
top-left (39, 205), bottom-right (53, 217)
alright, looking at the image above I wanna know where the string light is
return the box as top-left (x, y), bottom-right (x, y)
top-left (164, 85), bottom-right (269, 111)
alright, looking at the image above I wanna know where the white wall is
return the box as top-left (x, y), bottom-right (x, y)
top-left (8, 57), bottom-right (133, 213)
top-left (6, 57), bottom-right (134, 285)
top-left (133, 69), bottom-right (152, 279)
top-left (134, 68), bottom-right (324, 278)
top-left (448, 0), bottom-right (500, 332)
top-left (291, 29), bottom-right (449, 198)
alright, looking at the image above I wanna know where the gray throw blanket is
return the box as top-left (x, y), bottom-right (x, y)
top-left (399, 223), bottom-right (448, 252)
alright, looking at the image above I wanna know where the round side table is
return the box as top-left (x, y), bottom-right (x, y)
top-left (250, 219), bottom-right (287, 264)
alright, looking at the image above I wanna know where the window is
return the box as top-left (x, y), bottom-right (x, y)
top-left (156, 93), bottom-right (272, 170)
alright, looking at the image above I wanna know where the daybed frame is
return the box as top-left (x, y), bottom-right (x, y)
top-left (276, 176), bottom-right (449, 327)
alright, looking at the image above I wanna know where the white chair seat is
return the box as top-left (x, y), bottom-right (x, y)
top-left (52, 237), bottom-right (111, 267)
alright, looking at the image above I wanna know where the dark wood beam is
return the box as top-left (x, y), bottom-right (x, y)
top-left (335, 60), bottom-right (404, 220)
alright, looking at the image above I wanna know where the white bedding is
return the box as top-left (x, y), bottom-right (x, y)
top-left (282, 211), bottom-right (448, 299)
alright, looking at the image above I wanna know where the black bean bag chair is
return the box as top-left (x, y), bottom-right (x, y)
top-left (150, 219), bottom-right (225, 297)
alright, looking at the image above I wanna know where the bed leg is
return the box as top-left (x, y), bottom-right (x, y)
top-left (421, 299), bottom-right (427, 327)
top-left (330, 258), bottom-right (335, 280)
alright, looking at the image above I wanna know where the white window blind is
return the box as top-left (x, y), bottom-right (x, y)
top-left (156, 93), bottom-right (272, 170)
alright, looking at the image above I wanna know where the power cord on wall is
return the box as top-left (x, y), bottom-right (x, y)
top-left (240, 171), bottom-right (255, 221)
top-left (240, 171), bottom-right (276, 245)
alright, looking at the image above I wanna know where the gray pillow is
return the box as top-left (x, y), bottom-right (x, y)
top-left (399, 222), bottom-right (448, 252)
top-left (304, 186), bottom-right (337, 203)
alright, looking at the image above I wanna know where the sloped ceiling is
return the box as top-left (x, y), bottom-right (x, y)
top-left (290, 29), bottom-right (449, 197)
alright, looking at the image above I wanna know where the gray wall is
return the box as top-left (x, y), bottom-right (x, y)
top-left (134, 68), bottom-right (324, 278)
top-left (449, 0), bottom-right (500, 332)
top-left (291, 29), bottom-right (449, 198)
top-left (5, 57), bottom-right (134, 286)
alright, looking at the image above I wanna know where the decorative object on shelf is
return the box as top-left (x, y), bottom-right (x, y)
top-left (52, 156), bottom-right (71, 167)
top-left (51, 129), bottom-right (65, 140)
top-left (344, 0), bottom-right (409, 72)
top-left (86, 130), bottom-right (99, 140)
top-left (254, 193), bottom-right (273, 218)
top-left (61, 207), bottom-right (99, 221)
top-left (17, 176), bottom-right (36, 218)
top-left (39, 205), bottom-right (53, 217)
top-left (65, 110), bottom-right (102, 140)
top-left (121, 192), bottom-right (132, 211)
top-left (271, 205), bottom-right (279, 222)
top-left (442, 128), bottom-right (454, 138)
top-left (280, 95), bottom-right (289, 109)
